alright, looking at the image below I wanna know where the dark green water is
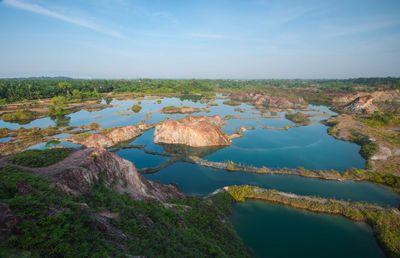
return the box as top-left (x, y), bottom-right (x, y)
top-left (144, 162), bottom-right (400, 207)
top-left (230, 201), bottom-right (385, 258)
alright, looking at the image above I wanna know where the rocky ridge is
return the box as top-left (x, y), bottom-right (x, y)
top-left (1, 148), bottom-right (184, 202)
top-left (68, 123), bottom-right (153, 148)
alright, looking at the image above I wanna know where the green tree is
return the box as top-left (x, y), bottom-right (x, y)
top-left (49, 96), bottom-right (67, 116)
top-left (58, 82), bottom-right (71, 96)
top-left (72, 89), bottom-right (83, 100)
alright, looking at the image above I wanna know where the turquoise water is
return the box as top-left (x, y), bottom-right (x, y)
top-left (230, 201), bottom-right (385, 258)
top-left (0, 97), bottom-right (365, 170)
top-left (116, 147), bottom-right (169, 169)
top-left (0, 97), bottom-right (250, 130)
top-left (144, 162), bottom-right (400, 207)
top-left (1, 97), bottom-right (394, 257)
top-left (205, 123), bottom-right (365, 171)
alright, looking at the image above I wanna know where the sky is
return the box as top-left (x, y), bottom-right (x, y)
top-left (0, 0), bottom-right (399, 79)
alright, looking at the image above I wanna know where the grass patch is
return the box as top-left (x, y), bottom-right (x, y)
top-left (131, 104), bottom-right (142, 113)
top-left (9, 148), bottom-right (74, 168)
top-left (162, 106), bottom-right (178, 112)
top-left (285, 112), bottom-right (311, 125)
top-left (359, 111), bottom-right (400, 127)
top-left (2, 110), bottom-right (36, 124)
top-left (223, 100), bottom-right (241, 106)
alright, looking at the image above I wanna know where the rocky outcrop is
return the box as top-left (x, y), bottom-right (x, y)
top-left (154, 115), bottom-right (230, 147)
top-left (335, 90), bottom-right (400, 114)
top-left (0, 202), bottom-right (19, 243)
top-left (341, 95), bottom-right (377, 114)
top-left (68, 123), bottom-right (153, 148)
top-left (230, 92), bottom-right (307, 110)
top-left (53, 148), bottom-right (184, 201)
top-left (1, 148), bottom-right (185, 202)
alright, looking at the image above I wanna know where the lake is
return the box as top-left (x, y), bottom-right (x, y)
top-left (230, 201), bottom-right (385, 258)
top-left (1, 96), bottom-right (393, 257)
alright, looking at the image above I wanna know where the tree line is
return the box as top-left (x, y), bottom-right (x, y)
top-left (0, 77), bottom-right (399, 103)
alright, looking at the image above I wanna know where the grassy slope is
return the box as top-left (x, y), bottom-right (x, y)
top-left (0, 164), bottom-right (249, 257)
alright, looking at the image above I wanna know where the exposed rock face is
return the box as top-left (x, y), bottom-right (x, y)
top-left (341, 95), bottom-right (377, 114)
top-left (69, 123), bottom-right (153, 148)
top-left (154, 115), bottom-right (230, 147)
top-left (335, 90), bottom-right (400, 114)
top-left (3, 148), bottom-right (184, 202)
top-left (0, 202), bottom-right (19, 243)
top-left (371, 145), bottom-right (392, 161)
top-left (54, 148), bottom-right (185, 201)
top-left (230, 92), bottom-right (307, 110)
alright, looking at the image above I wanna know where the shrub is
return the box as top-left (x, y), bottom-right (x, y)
top-left (9, 148), bottom-right (74, 168)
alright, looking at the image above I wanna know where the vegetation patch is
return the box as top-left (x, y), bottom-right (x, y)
top-left (131, 104), bottom-right (142, 113)
top-left (9, 148), bottom-right (74, 168)
top-left (359, 111), bottom-right (400, 127)
top-left (223, 100), bottom-right (241, 106)
top-left (161, 106), bottom-right (201, 114)
top-left (349, 133), bottom-right (378, 168)
top-left (0, 167), bottom-right (249, 257)
top-left (1, 110), bottom-right (36, 124)
top-left (285, 112), bottom-right (311, 125)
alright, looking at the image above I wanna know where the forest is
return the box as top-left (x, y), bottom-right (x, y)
top-left (0, 77), bottom-right (399, 103)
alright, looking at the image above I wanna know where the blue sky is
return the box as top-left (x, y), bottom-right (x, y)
top-left (0, 0), bottom-right (399, 79)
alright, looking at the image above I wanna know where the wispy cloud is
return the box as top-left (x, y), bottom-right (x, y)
top-left (2, 0), bottom-right (125, 38)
